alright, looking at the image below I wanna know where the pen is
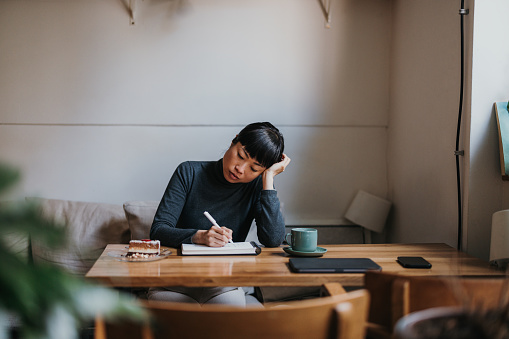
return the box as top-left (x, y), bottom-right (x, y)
top-left (203, 211), bottom-right (233, 243)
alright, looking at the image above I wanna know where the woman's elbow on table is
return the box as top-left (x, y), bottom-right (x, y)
top-left (259, 236), bottom-right (284, 248)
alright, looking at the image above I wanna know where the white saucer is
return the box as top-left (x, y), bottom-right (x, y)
top-left (283, 246), bottom-right (327, 257)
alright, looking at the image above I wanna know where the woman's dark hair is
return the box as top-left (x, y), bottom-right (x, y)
top-left (232, 122), bottom-right (284, 168)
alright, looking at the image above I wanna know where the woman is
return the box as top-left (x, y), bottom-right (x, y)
top-left (149, 122), bottom-right (290, 306)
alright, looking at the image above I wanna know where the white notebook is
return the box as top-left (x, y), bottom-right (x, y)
top-left (181, 241), bottom-right (261, 256)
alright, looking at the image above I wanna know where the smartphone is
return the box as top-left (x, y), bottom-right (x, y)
top-left (397, 256), bottom-right (432, 269)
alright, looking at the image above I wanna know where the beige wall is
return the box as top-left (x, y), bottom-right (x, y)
top-left (0, 0), bottom-right (391, 226)
top-left (3, 0), bottom-right (506, 259)
top-left (388, 0), bottom-right (509, 261)
top-left (387, 0), bottom-right (462, 247)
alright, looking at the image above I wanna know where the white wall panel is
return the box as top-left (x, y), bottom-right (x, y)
top-left (0, 125), bottom-right (387, 226)
top-left (466, 0), bottom-right (509, 260)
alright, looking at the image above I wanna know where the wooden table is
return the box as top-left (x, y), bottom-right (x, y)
top-left (85, 243), bottom-right (506, 288)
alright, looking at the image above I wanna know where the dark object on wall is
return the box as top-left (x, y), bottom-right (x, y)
top-left (495, 102), bottom-right (509, 180)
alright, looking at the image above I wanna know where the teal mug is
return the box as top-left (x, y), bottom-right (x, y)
top-left (286, 228), bottom-right (317, 252)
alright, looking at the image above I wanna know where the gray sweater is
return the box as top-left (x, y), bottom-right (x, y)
top-left (150, 160), bottom-right (285, 248)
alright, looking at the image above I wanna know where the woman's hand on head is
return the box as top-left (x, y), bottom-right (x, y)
top-left (192, 225), bottom-right (232, 247)
top-left (266, 154), bottom-right (291, 176)
top-left (262, 154), bottom-right (290, 190)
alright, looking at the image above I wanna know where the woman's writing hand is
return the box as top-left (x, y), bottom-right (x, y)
top-left (192, 225), bottom-right (233, 247)
top-left (262, 154), bottom-right (291, 190)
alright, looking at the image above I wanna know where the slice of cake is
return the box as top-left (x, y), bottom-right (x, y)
top-left (126, 239), bottom-right (160, 258)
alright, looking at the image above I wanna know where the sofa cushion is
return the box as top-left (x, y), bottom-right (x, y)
top-left (123, 201), bottom-right (159, 240)
top-left (28, 198), bottom-right (130, 275)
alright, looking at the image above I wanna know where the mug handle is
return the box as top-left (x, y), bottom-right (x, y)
top-left (285, 233), bottom-right (292, 246)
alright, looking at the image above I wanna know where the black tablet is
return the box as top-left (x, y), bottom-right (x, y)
top-left (289, 258), bottom-right (382, 273)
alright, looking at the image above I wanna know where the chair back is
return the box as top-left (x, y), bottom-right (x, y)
top-left (393, 275), bottom-right (508, 318)
top-left (96, 289), bottom-right (369, 339)
top-left (364, 270), bottom-right (400, 329)
top-left (364, 271), bottom-right (509, 336)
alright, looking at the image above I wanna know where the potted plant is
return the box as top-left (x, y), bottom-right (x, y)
top-left (0, 163), bottom-right (147, 339)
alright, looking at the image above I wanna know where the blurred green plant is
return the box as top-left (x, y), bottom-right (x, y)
top-left (0, 163), bottom-right (147, 339)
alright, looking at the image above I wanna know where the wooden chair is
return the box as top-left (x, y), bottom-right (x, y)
top-left (364, 271), bottom-right (509, 338)
top-left (95, 283), bottom-right (369, 339)
top-left (364, 271), bottom-right (401, 338)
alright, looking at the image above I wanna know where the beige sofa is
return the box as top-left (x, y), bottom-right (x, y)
top-left (8, 198), bottom-right (159, 276)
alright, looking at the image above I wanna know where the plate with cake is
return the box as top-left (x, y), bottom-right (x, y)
top-left (108, 239), bottom-right (171, 262)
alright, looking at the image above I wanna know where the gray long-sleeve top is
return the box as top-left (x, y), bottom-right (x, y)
top-left (150, 160), bottom-right (286, 248)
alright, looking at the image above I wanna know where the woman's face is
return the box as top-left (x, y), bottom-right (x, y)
top-left (223, 142), bottom-right (266, 183)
